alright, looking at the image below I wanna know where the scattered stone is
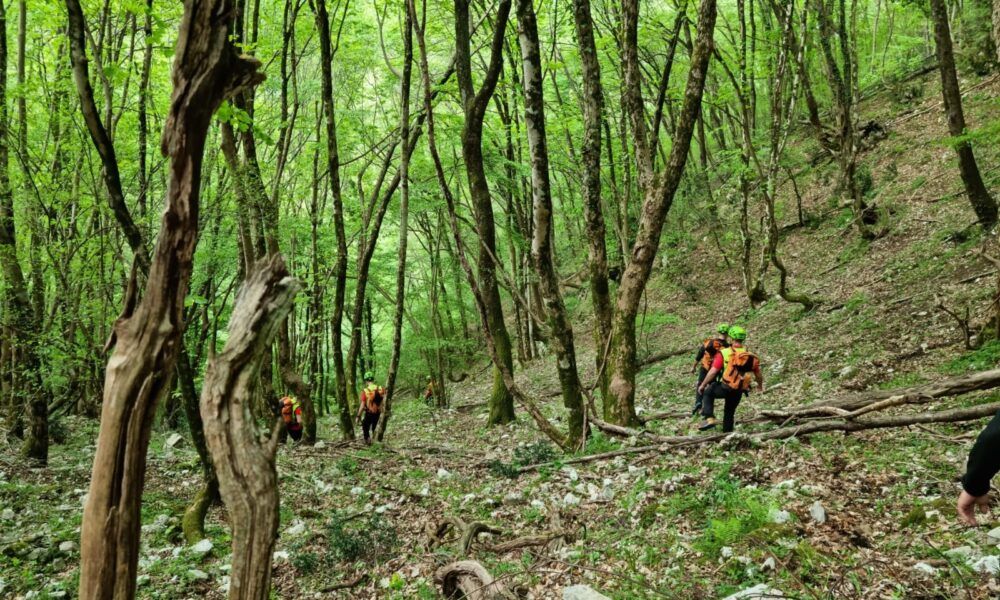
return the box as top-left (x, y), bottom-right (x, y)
top-left (503, 491), bottom-right (525, 505)
top-left (562, 493), bottom-right (581, 507)
top-left (988, 527), bottom-right (1000, 544)
top-left (313, 441), bottom-right (326, 450)
top-left (720, 546), bottom-right (734, 558)
top-left (49, 592), bottom-right (67, 599)
top-left (419, 485), bottom-right (430, 497)
top-left (58, 541), bottom-right (77, 554)
top-left (970, 555), bottom-right (1000, 576)
top-left (530, 499), bottom-right (546, 510)
top-left (774, 479), bottom-right (797, 489)
top-left (273, 550), bottom-right (290, 564)
top-left (436, 468), bottom-right (452, 480)
top-left (189, 538), bottom-right (213, 557)
top-left (912, 562), bottom-right (937, 575)
top-left (809, 501), bottom-right (827, 524)
top-left (563, 467), bottom-right (579, 482)
top-left (761, 557), bottom-right (776, 571)
top-left (563, 584), bottom-right (611, 600)
top-left (285, 521), bottom-right (307, 537)
top-left (350, 486), bottom-right (365, 496)
top-left (165, 433), bottom-right (185, 449)
top-left (186, 569), bottom-right (210, 581)
top-left (722, 584), bottom-right (786, 599)
top-left (218, 575), bottom-right (231, 594)
top-left (136, 575), bottom-right (150, 587)
top-left (0, 509), bottom-right (13, 520)
top-left (838, 365), bottom-right (858, 378)
top-left (769, 509), bottom-right (792, 525)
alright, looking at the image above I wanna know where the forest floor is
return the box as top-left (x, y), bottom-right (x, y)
top-left (5, 73), bottom-right (1000, 599)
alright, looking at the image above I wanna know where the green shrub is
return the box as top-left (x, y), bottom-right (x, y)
top-left (327, 512), bottom-right (398, 563)
top-left (941, 340), bottom-right (1000, 374)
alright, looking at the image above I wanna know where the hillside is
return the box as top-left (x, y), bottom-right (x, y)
top-left (4, 67), bottom-right (1000, 600)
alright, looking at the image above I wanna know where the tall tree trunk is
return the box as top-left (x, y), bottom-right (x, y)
top-left (202, 256), bottom-right (298, 600)
top-left (178, 349), bottom-right (219, 543)
top-left (0, 0), bottom-right (45, 464)
top-left (311, 0), bottom-right (354, 439)
top-left (571, 0), bottom-right (613, 413)
top-left (517, 0), bottom-right (586, 447)
top-left (376, 7), bottom-right (412, 442)
top-left (930, 0), bottom-right (998, 229)
top-left (454, 0), bottom-right (516, 426)
top-left (76, 2), bottom-right (262, 596)
top-left (137, 0), bottom-right (153, 219)
top-left (606, 0), bottom-right (717, 426)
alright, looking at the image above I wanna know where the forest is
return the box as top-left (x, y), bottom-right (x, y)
top-left (3, 0), bottom-right (1000, 597)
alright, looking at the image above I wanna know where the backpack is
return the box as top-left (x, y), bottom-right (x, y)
top-left (700, 338), bottom-right (725, 370)
top-left (363, 385), bottom-right (385, 413)
top-left (280, 397), bottom-right (301, 425)
top-left (721, 348), bottom-right (758, 392)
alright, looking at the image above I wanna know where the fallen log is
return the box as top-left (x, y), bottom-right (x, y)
top-left (762, 367), bottom-right (1000, 421)
top-left (436, 560), bottom-right (516, 600)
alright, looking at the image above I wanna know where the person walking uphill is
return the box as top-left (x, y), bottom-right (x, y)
top-left (697, 326), bottom-right (763, 432)
top-left (691, 324), bottom-right (730, 416)
top-left (957, 409), bottom-right (1000, 524)
top-left (358, 371), bottom-right (386, 445)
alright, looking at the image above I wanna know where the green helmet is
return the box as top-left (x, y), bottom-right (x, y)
top-left (728, 326), bottom-right (747, 341)
top-left (716, 323), bottom-right (730, 335)
top-left (364, 371), bottom-right (374, 380)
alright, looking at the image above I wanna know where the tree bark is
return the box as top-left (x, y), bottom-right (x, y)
top-left (311, 0), bottom-right (354, 439)
top-left (571, 0), bottom-right (613, 412)
top-left (0, 0), bottom-right (46, 464)
top-left (929, 0), bottom-right (998, 229)
top-left (516, 0), bottom-right (586, 447)
top-left (376, 5), bottom-right (413, 442)
top-left (453, 0), bottom-right (516, 426)
top-left (201, 255), bottom-right (299, 600)
top-left (77, 1), bottom-right (262, 596)
top-left (607, 0), bottom-right (718, 425)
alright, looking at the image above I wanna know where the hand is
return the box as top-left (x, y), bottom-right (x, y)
top-left (957, 490), bottom-right (990, 525)
top-left (697, 385), bottom-right (705, 395)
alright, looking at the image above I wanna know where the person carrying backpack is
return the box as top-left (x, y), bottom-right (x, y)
top-left (690, 323), bottom-right (730, 416)
top-left (697, 326), bottom-right (763, 432)
top-left (280, 396), bottom-right (303, 442)
top-left (357, 371), bottom-right (386, 445)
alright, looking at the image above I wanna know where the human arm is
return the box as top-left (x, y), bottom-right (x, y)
top-left (691, 344), bottom-right (706, 374)
top-left (698, 353), bottom-right (724, 394)
top-left (958, 411), bottom-right (1000, 524)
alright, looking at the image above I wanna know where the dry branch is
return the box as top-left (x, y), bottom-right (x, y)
top-left (761, 367), bottom-right (1000, 421)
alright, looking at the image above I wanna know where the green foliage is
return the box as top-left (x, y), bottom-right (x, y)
top-left (488, 441), bottom-right (559, 477)
top-left (941, 340), bottom-right (1000, 374)
top-left (326, 512), bottom-right (398, 563)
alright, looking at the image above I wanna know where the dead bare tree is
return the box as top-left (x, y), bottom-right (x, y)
top-left (201, 255), bottom-right (300, 600)
top-left (77, 0), bottom-right (263, 597)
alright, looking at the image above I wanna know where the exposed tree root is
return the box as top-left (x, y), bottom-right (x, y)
top-left (435, 560), bottom-right (517, 599)
top-left (428, 517), bottom-right (503, 556)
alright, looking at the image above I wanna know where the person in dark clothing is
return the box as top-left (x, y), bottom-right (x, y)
top-left (357, 371), bottom-right (385, 445)
top-left (958, 410), bottom-right (1000, 524)
top-left (690, 324), bottom-right (730, 416)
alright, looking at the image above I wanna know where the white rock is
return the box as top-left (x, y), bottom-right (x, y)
top-left (462, 493), bottom-right (477, 503)
top-left (189, 538), bottom-right (213, 556)
top-left (563, 584), bottom-right (611, 600)
top-left (563, 467), bottom-right (579, 482)
top-left (350, 486), bottom-right (365, 496)
top-left (774, 479), bottom-right (797, 489)
top-left (988, 526), bottom-right (1000, 543)
top-left (530, 499), bottom-right (546, 510)
top-left (769, 509), bottom-right (791, 525)
top-left (165, 433), bottom-right (185, 449)
top-left (838, 365), bottom-right (858, 378)
top-left (375, 504), bottom-right (391, 514)
top-left (945, 545), bottom-right (975, 559)
top-left (562, 493), bottom-right (581, 507)
top-left (187, 569), bottom-right (210, 581)
top-left (761, 557), bottom-right (776, 571)
top-left (314, 441), bottom-right (326, 450)
top-left (970, 555), bottom-right (1000, 576)
top-left (1, 508), bottom-right (14, 520)
top-left (419, 485), bottom-right (430, 496)
top-left (720, 546), bottom-right (734, 558)
top-left (809, 501), bottom-right (827, 524)
top-left (285, 521), bottom-right (307, 537)
top-left (504, 492), bottom-right (525, 505)
top-left (136, 575), bottom-right (150, 587)
top-left (218, 575), bottom-right (231, 594)
top-left (912, 562), bottom-right (937, 575)
top-left (58, 541), bottom-right (77, 553)
top-left (436, 468), bottom-right (452, 480)
top-left (722, 583), bottom-right (786, 599)
top-left (49, 592), bottom-right (67, 599)
top-left (273, 550), bottom-right (290, 564)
